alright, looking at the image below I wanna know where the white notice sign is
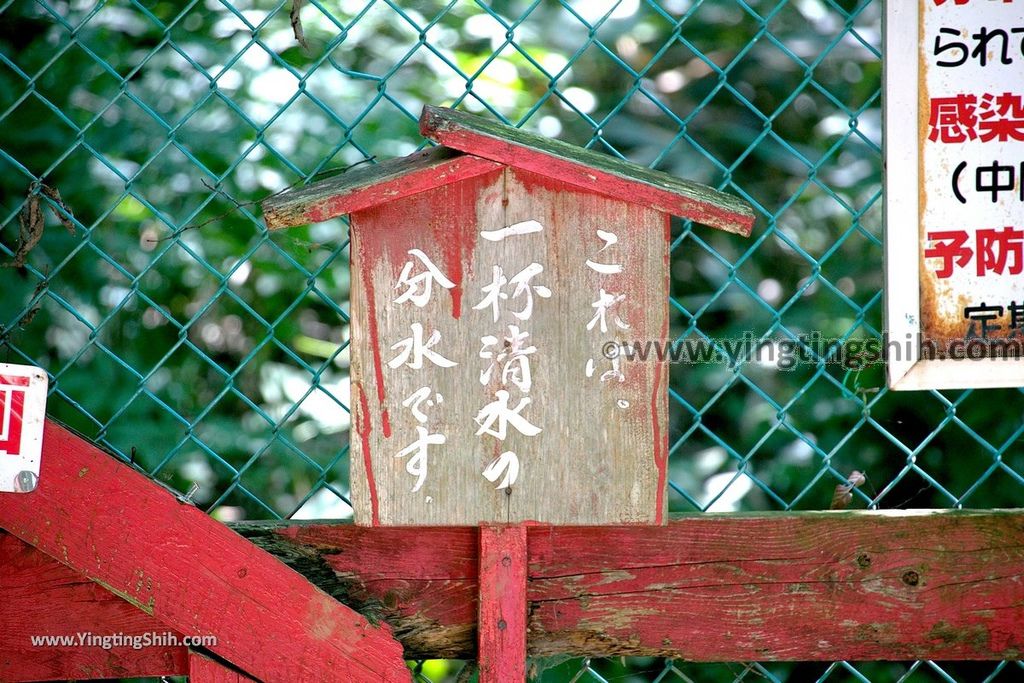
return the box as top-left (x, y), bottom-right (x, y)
top-left (886, 0), bottom-right (1024, 390)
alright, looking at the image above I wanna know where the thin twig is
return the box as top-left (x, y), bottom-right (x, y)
top-left (454, 661), bottom-right (477, 683)
top-left (291, 0), bottom-right (309, 50)
top-left (18, 272), bottom-right (49, 328)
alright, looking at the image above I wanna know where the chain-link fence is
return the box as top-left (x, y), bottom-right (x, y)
top-left (2, 0), bottom-right (1023, 680)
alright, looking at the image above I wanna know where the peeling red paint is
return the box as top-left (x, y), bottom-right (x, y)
top-left (651, 328), bottom-right (667, 525)
top-left (262, 149), bottom-right (502, 231)
top-left (240, 513), bottom-right (1024, 661)
top-left (356, 235), bottom-right (392, 440)
top-left (0, 422), bottom-right (409, 681)
top-left (652, 215), bottom-right (671, 524)
top-left (425, 127), bottom-right (754, 236)
top-left (356, 388), bottom-right (381, 527)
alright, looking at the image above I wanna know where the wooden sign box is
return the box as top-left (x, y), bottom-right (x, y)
top-left (264, 106), bottom-right (753, 526)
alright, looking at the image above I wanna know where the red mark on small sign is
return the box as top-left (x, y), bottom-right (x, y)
top-left (0, 365), bottom-right (47, 493)
top-left (0, 375), bottom-right (29, 457)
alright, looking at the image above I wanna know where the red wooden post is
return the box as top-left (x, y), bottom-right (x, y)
top-left (478, 525), bottom-right (527, 682)
top-left (188, 651), bottom-right (254, 682)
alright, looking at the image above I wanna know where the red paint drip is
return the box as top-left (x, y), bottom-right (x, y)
top-left (652, 366), bottom-right (665, 525)
top-left (430, 179), bottom-right (484, 320)
top-left (361, 263), bottom-right (392, 439)
top-left (356, 389), bottom-right (381, 526)
top-left (652, 215), bottom-right (672, 525)
top-left (443, 243), bottom-right (463, 320)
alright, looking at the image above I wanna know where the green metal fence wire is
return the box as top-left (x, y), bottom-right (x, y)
top-left (2, 0), bottom-right (1024, 680)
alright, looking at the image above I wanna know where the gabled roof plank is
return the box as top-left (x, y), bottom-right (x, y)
top-left (263, 145), bottom-right (502, 230)
top-left (419, 105), bottom-right (755, 236)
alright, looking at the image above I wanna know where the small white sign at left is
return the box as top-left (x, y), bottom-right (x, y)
top-left (0, 363), bottom-right (48, 493)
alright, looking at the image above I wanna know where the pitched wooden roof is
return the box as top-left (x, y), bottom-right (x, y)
top-left (263, 107), bottom-right (755, 236)
top-left (262, 145), bottom-right (502, 230)
top-left (420, 105), bottom-right (754, 236)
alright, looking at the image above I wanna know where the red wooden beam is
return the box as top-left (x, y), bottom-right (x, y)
top-left (478, 525), bottom-right (527, 682)
top-left (0, 532), bottom-right (187, 682)
top-left (189, 651), bottom-right (256, 682)
top-left (236, 511), bottom-right (1024, 661)
top-left (0, 420), bottom-right (410, 682)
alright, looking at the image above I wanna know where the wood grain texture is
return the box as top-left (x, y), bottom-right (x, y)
top-left (189, 651), bottom-right (256, 682)
top-left (261, 145), bottom-right (503, 230)
top-left (234, 511), bottom-right (1024, 661)
top-left (0, 532), bottom-right (187, 682)
top-left (0, 420), bottom-right (411, 683)
top-left (420, 105), bottom-right (756, 236)
top-left (349, 167), bottom-right (668, 526)
top-left (478, 525), bottom-right (527, 682)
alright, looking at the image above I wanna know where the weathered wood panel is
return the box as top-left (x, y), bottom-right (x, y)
top-left (478, 525), bottom-right (527, 682)
top-left (349, 167), bottom-right (668, 526)
top-left (0, 532), bottom-right (188, 682)
top-left (235, 511), bottom-right (1024, 660)
top-left (420, 105), bottom-right (756, 236)
top-left (0, 420), bottom-right (410, 683)
top-left (262, 146), bottom-right (503, 230)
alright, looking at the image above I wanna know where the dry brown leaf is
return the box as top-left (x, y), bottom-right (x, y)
top-left (830, 470), bottom-right (866, 510)
top-left (39, 184), bottom-right (75, 234)
top-left (8, 192), bottom-right (44, 268)
top-left (6, 182), bottom-right (76, 268)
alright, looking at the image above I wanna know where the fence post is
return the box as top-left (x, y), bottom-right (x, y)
top-left (478, 524), bottom-right (528, 682)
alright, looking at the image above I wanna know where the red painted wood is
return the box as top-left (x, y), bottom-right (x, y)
top-left (478, 525), bottom-right (527, 683)
top-left (430, 127), bottom-right (754, 236)
top-left (0, 532), bottom-right (187, 682)
top-left (263, 523), bottom-right (479, 659)
top-left (303, 154), bottom-right (501, 225)
top-left (263, 146), bottom-right (503, 229)
top-left (0, 420), bottom-right (410, 683)
top-left (237, 512), bottom-right (1024, 660)
top-left (420, 106), bottom-right (755, 236)
top-left (189, 650), bottom-right (255, 682)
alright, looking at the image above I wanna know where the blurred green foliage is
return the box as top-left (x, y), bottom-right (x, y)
top-left (1, 0), bottom-right (1022, 681)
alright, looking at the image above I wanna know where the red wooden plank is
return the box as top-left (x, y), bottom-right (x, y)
top-left (478, 525), bottom-right (527, 683)
top-left (249, 523), bottom-right (479, 659)
top-left (419, 105), bottom-right (756, 236)
top-left (262, 145), bottom-right (503, 230)
top-left (189, 651), bottom-right (255, 682)
top-left (0, 420), bottom-right (410, 683)
top-left (235, 511), bottom-right (1024, 661)
top-left (0, 532), bottom-right (187, 682)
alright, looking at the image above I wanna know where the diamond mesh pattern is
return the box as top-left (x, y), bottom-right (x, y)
top-left (2, 1), bottom-right (1021, 681)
